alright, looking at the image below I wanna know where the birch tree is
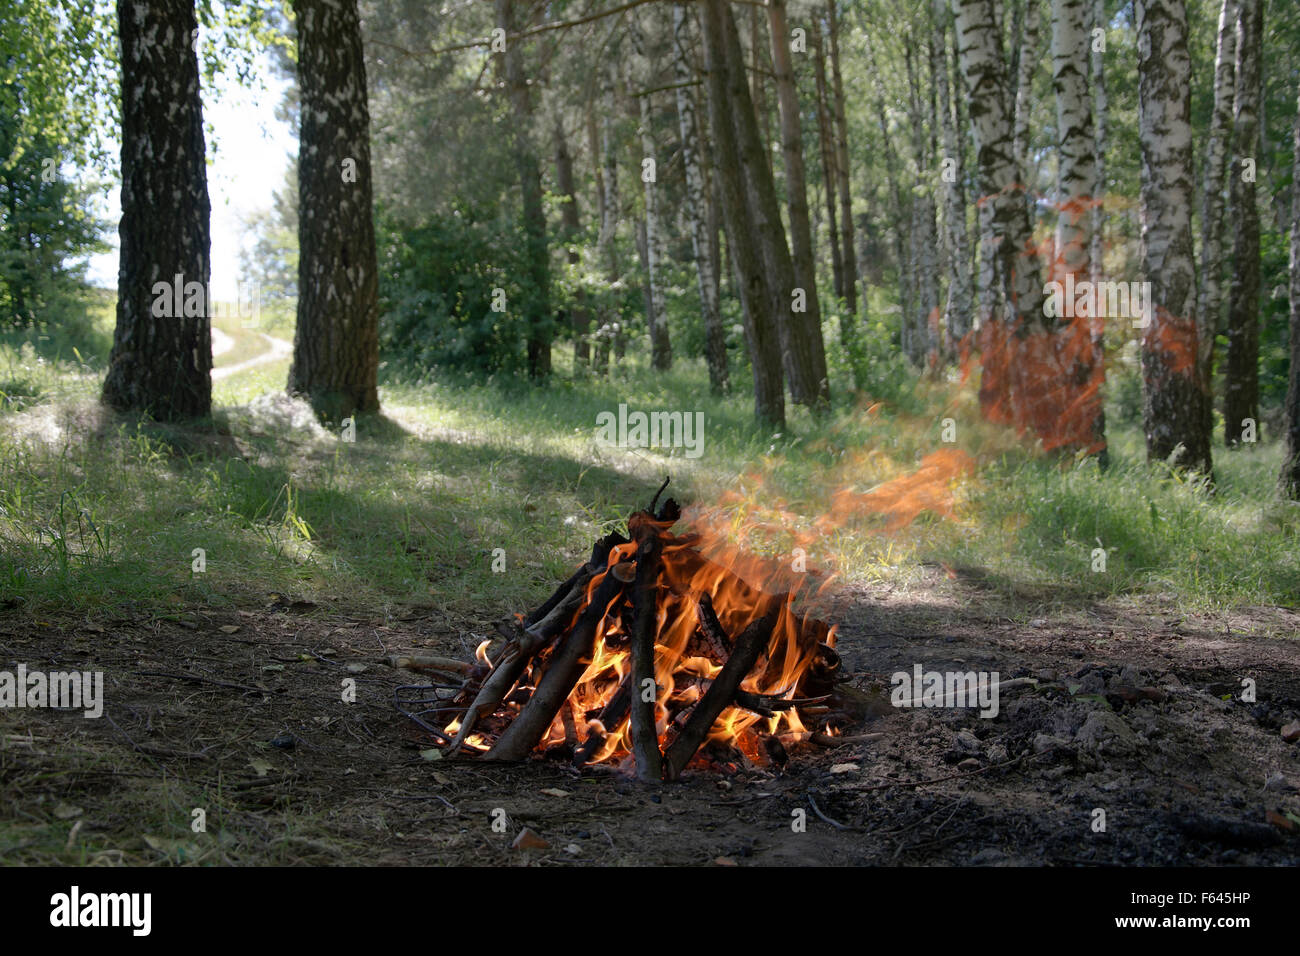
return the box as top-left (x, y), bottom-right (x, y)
top-left (286, 0), bottom-right (380, 422)
top-left (102, 0), bottom-right (212, 421)
top-left (934, 0), bottom-right (973, 348)
top-left (1135, 0), bottom-right (1212, 473)
top-left (952, 0), bottom-right (1045, 410)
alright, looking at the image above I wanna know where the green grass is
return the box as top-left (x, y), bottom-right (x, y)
top-left (0, 299), bottom-right (1296, 619)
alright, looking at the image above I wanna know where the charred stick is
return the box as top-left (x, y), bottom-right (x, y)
top-left (664, 598), bottom-right (783, 781)
top-left (648, 475), bottom-right (670, 515)
top-left (483, 567), bottom-right (631, 762)
top-left (628, 527), bottom-right (663, 782)
top-left (695, 592), bottom-right (731, 657)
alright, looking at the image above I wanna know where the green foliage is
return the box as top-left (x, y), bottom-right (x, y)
top-left (376, 206), bottom-right (536, 377)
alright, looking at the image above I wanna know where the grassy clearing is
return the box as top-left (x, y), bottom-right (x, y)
top-left (0, 303), bottom-right (1296, 621)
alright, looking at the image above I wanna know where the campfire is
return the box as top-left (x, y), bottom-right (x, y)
top-left (398, 480), bottom-right (849, 781)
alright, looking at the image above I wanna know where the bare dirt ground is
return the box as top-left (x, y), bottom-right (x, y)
top-left (3, 570), bottom-right (1298, 866)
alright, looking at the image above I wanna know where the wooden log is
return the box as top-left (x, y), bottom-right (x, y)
top-left (483, 568), bottom-right (630, 762)
top-left (664, 597), bottom-right (783, 781)
top-left (446, 568), bottom-right (594, 754)
top-left (628, 526), bottom-right (663, 782)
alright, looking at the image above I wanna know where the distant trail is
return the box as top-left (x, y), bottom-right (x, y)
top-left (213, 332), bottom-right (293, 380)
top-left (211, 326), bottom-right (236, 357)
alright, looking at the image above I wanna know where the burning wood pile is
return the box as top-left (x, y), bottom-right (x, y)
top-left (404, 481), bottom-right (852, 782)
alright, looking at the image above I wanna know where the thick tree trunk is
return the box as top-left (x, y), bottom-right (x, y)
top-left (1135, 0), bottom-right (1212, 474)
top-left (700, 0), bottom-right (785, 427)
top-left (1283, 87), bottom-right (1300, 499)
top-left (287, 0), bottom-right (380, 423)
top-left (102, 0), bottom-right (212, 421)
top-left (495, 0), bottom-right (551, 380)
top-left (1223, 0), bottom-right (1262, 447)
top-left (554, 118), bottom-right (590, 368)
top-left (767, 0), bottom-right (827, 390)
top-left (1197, 0), bottom-right (1236, 429)
top-left (934, 0), bottom-right (973, 349)
top-left (674, 4), bottom-right (729, 394)
top-left (827, 1), bottom-right (859, 317)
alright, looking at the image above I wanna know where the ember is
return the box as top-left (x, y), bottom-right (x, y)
top-left (416, 480), bottom-right (846, 781)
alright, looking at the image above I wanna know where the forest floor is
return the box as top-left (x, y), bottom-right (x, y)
top-left (2, 309), bottom-right (1299, 865)
top-left (3, 575), bottom-right (1299, 866)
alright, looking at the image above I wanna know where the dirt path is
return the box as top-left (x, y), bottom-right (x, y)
top-left (3, 575), bottom-right (1297, 865)
top-left (212, 332), bottom-right (293, 380)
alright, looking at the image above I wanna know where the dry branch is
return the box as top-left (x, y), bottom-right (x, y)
top-left (484, 567), bottom-right (631, 761)
top-left (628, 523), bottom-right (663, 782)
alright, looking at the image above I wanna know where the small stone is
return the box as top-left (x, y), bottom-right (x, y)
top-left (957, 757), bottom-right (981, 772)
top-left (270, 733), bottom-right (295, 750)
top-left (1280, 721), bottom-right (1300, 743)
top-left (564, 843), bottom-right (581, 855)
top-left (714, 856), bottom-right (737, 866)
top-left (511, 827), bottom-right (548, 850)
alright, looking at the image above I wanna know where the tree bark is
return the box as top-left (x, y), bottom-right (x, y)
top-left (1197, 0), bottom-right (1236, 435)
top-left (1135, 0), bottom-right (1212, 474)
top-left (1223, 0), bottom-right (1262, 447)
top-left (102, 0), bottom-right (212, 421)
top-left (952, 0), bottom-right (1046, 418)
top-left (811, 20), bottom-right (844, 304)
top-left (700, 0), bottom-right (785, 428)
top-left (629, 17), bottom-right (671, 372)
top-left (495, 0), bottom-right (551, 380)
top-left (674, 4), bottom-right (729, 394)
top-left (554, 118), bottom-right (590, 368)
top-left (827, 1), bottom-right (859, 317)
top-left (287, 0), bottom-right (380, 423)
top-left (722, 0), bottom-right (828, 411)
top-left (767, 0), bottom-right (827, 390)
top-left (1012, 0), bottom-right (1041, 188)
top-left (905, 40), bottom-right (941, 368)
top-left (1051, 0), bottom-right (1106, 461)
top-left (934, 0), bottom-right (973, 349)
top-left (1283, 85), bottom-right (1300, 499)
